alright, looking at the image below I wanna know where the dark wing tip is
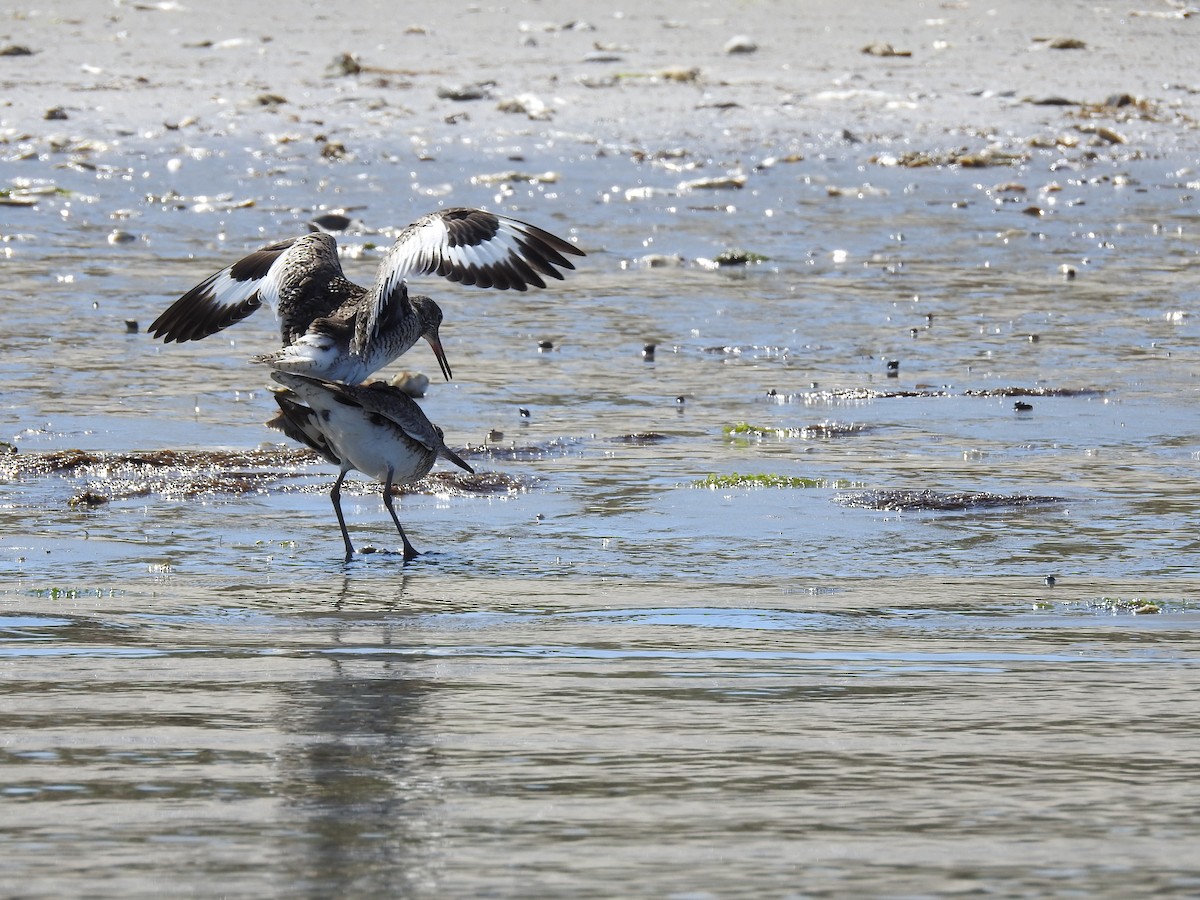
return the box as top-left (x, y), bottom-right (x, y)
top-left (147, 291), bottom-right (263, 343)
top-left (521, 220), bottom-right (585, 259)
top-left (149, 239), bottom-right (298, 342)
top-left (403, 209), bottom-right (583, 291)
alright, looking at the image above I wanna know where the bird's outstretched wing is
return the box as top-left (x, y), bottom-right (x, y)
top-left (379, 207), bottom-right (583, 294)
top-left (363, 207), bottom-right (584, 347)
top-left (148, 234), bottom-right (346, 344)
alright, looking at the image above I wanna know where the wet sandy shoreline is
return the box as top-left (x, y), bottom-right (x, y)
top-left (3, 0), bottom-right (1198, 579)
top-left (4, 8), bottom-right (1200, 897)
top-left (3, 0), bottom-right (1199, 166)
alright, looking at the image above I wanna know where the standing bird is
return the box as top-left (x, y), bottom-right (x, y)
top-left (268, 371), bottom-right (474, 562)
top-left (148, 207), bottom-right (584, 383)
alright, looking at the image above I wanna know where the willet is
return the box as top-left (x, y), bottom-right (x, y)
top-left (268, 371), bottom-right (474, 562)
top-left (149, 207), bottom-right (583, 383)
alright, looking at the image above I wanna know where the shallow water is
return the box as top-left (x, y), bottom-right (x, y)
top-left (3, 11), bottom-right (1200, 893)
top-left (3, 577), bottom-right (1200, 897)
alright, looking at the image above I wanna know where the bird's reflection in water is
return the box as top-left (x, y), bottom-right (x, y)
top-left (274, 579), bottom-right (446, 895)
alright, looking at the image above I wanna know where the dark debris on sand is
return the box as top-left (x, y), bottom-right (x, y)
top-left (417, 470), bottom-right (534, 496)
top-left (773, 386), bottom-right (1106, 404)
top-left (834, 489), bottom-right (1068, 512)
top-left (462, 437), bottom-right (583, 461)
top-left (4, 448), bottom-right (527, 505)
top-left (3, 448), bottom-right (317, 476)
top-left (963, 387), bottom-right (1107, 398)
top-left (605, 432), bottom-right (671, 445)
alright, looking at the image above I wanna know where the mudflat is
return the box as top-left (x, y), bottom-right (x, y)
top-left (3, 0), bottom-right (1197, 159)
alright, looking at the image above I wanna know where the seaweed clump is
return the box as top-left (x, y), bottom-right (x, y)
top-left (834, 489), bottom-right (1067, 511)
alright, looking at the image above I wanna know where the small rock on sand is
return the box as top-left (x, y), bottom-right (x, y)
top-left (724, 35), bottom-right (758, 55)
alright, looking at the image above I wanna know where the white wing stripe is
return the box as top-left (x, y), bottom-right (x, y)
top-left (186, 246), bottom-right (295, 314)
top-left (364, 208), bottom-right (581, 338)
top-left (203, 270), bottom-right (250, 310)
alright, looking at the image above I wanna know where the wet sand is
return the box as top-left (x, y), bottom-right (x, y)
top-left (4, 0), bottom-right (1199, 158)
top-left (4, 3), bottom-right (1200, 898)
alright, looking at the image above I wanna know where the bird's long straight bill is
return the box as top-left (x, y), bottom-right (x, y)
top-left (426, 333), bottom-right (453, 381)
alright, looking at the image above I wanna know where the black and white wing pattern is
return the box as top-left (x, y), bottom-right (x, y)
top-left (148, 234), bottom-right (349, 345)
top-left (378, 207), bottom-right (583, 294)
top-left (364, 208), bottom-right (584, 343)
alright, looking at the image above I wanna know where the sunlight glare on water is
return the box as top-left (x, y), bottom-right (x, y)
top-left (2, 0), bottom-right (1200, 895)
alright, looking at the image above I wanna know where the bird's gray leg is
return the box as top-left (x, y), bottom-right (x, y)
top-left (382, 467), bottom-right (420, 563)
top-left (330, 468), bottom-right (355, 562)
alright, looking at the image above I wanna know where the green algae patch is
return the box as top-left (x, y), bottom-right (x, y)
top-left (1041, 596), bottom-right (1195, 616)
top-left (695, 472), bottom-right (836, 489)
top-left (712, 248), bottom-right (770, 266)
top-left (724, 422), bottom-right (778, 437)
top-left (1090, 597), bottom-right (1163, 615)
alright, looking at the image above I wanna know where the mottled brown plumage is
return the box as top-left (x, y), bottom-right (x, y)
top-left (149, 208), bottom-right (583, 383)
top-left (268, 371), bottom-right (474, 562)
